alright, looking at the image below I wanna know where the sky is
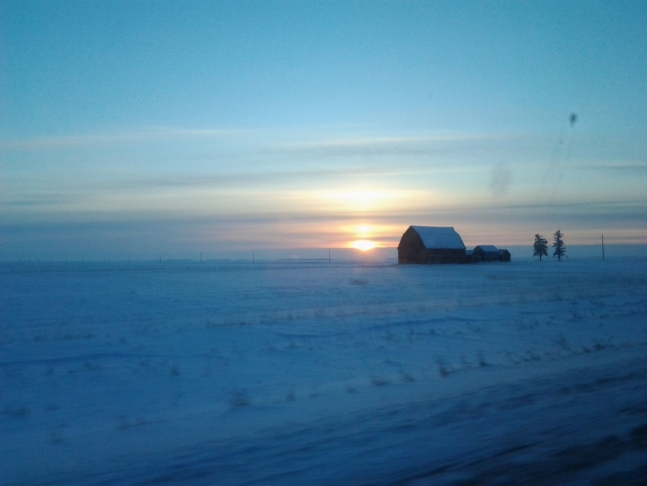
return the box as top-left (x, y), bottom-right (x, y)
top-left (1, 0), bottom-right (646, 260)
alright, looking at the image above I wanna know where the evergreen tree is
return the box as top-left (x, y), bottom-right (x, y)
top-left (553, 230), bottom-right (566, 260)
top-left (533, 234), bottom-right (548, 261)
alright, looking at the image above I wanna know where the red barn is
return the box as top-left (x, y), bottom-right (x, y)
top-left (398, 226), bottom-right (468, 264)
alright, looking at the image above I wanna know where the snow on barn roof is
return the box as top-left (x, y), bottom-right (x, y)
top-left (475, 245), bottom-right (499, 253)
top-left (410, 226), bottom-right (466, 250)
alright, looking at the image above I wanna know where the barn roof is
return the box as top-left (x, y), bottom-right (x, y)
top-left (410, 226), bottom-right (466, 250)
top-left (475, 245), bottom-right (499, 253)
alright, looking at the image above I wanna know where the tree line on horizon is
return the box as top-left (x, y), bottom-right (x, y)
top-left (533, 230), bottom-right (566, 261)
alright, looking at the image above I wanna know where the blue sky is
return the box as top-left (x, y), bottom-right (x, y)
top-left (1, 0), bottom-right (646, 259)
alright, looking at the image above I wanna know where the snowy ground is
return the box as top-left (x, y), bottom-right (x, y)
top-left (2, 256), bottom-right (647, 485)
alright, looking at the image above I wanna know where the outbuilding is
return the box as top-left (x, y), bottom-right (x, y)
top-left (471, 245), bottom-right (511, 262)
top-left (473, 245), bottom-right (501, 262)
top-left (398, 226), bottom-right (467, 264)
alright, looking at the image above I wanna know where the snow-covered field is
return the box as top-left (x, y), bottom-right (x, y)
top-left (2, 256), bottom-right (647, 485)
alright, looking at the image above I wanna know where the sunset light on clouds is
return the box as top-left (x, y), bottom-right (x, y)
top-left (1, 1), bottom-right (646, 260)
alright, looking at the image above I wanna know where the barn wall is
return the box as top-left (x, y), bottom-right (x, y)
top-left (397, 228), bottom-right (426, 263)
top-left (472, 248), bottom-right (511, 262)
top-left (423, 249), bottom-right (468, 264)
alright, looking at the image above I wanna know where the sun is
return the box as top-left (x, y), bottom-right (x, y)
top-left (351, 240), bottom-right (376, 251)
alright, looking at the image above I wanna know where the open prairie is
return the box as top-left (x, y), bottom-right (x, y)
top-left (2, 256), bottom-right (647, 484)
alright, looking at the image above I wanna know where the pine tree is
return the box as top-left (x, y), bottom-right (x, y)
top-left (533, 234), bottom-right (548, 261)
top-left (553, 230), bottom-right (566, 261)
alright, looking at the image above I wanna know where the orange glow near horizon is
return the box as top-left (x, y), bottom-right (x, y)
top-left (348, 224), bottom-right (378, 251)
top-left (350, 240), bottom-right (377, 251)
top-left (339, 222), bottom-right (403, 251)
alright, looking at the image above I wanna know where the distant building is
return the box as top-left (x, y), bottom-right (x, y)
top-left (473, 245), bottom-right (500, 262)
top-left (472, 245), bottom-right (511, 262)
top-left (397, 226), bottom-right (468, 264)
top-left (397, 226), bottom-right (511, 264)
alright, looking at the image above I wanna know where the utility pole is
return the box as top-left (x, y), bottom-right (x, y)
top-left (328, 249), bottom-right (331, 263)
top-left (252, 251), bottom-right (255, 263)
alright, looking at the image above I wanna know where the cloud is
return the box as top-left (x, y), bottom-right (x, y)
top-left (267, 133), bottom-right (505, 159)
top-left (0, 127), bottom-right (256, 151)
top-left (3, 193), bottom-right (646, 260)
top-left (572, 162), bottom-right (647, 173)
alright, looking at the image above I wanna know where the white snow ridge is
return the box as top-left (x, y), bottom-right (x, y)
top-left (2, 257), bottom-right (647, 485)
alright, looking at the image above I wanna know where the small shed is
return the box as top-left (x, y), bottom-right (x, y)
top-left (499, 249), bottom-right (511, 262)
top-left (473, 245), bottom-right (501, 262)
top-left (398, 226), bottom-right (467, 264)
